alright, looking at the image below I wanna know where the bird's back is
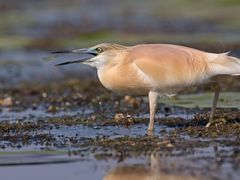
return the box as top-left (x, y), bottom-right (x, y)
top-left (128, 44), bottom-right (211, 93)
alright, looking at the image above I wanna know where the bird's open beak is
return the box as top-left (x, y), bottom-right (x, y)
top-left (52, 48), bottom-right (97, 66)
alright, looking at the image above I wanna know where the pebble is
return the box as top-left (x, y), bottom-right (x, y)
top-left (0, 97), bottom-right (13, 106)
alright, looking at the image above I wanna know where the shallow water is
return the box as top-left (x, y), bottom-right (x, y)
top-left (0, 144), bottom-right (239, 180)
top-left (0, 93), bottom-right (239, 179)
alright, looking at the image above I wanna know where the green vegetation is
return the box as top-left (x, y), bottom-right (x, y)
top-left (0, 0), bottom-right (240, 50)
top-left (160, 92), bottom-right (240, 108)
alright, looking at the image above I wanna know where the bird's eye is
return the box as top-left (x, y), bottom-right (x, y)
top-left (96, 47), bottom-right (103, 54)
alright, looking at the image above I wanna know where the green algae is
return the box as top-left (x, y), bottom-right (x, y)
top-left (159, 92), bottom-right (240, 108)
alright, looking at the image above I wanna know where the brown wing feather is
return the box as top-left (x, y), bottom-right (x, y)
top-left (130, 44), bottom-right (210, 89)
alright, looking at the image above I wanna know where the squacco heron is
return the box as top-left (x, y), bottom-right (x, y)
top-left (53, 43), bottom-right (240, 132)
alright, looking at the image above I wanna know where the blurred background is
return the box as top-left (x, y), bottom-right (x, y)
top-left (0, 0), bottom-right (240, 87)
top-left (0, 2), bottom-right (239, 179)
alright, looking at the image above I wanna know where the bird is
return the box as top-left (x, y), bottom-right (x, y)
top-left (53, 43), bottom-right (240, 132)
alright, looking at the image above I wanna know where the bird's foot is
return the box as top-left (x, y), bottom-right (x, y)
top-left (147, 125), bottom-right (154, 136)
top-left (205, 122), bottom-right (212, 127)
top-left (206, 118), bottom-right (227, 127)
top-left (147, 129), bottom-right (154, 136)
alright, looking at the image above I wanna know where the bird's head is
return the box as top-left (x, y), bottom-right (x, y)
top-left (53, 43), bottom-right (127, 69)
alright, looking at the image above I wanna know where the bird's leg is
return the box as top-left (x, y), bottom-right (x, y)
top-left (148, 91), bottom-right (159, 132)
top-left (206, 83), bottom-right (221, 127)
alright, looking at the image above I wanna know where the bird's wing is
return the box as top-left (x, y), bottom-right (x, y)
top-left (131, 44), bottom-right (209, 87)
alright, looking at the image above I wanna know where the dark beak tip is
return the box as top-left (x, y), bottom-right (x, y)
top-left (54, 57), bottom-right (90, 66)
top-left (55, 63), bottom-right (64, 66)
top-left (54, 62), bottom-right (71, 66)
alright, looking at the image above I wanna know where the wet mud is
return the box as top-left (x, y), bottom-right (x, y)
top-left (0, 79), bottom-right (239, 179)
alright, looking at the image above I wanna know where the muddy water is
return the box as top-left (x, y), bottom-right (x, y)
top-left (0, 79), bottom-right (239, 180)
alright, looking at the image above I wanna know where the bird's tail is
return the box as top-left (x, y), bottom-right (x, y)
top-left (208, 52), bottom-right (240, 76)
